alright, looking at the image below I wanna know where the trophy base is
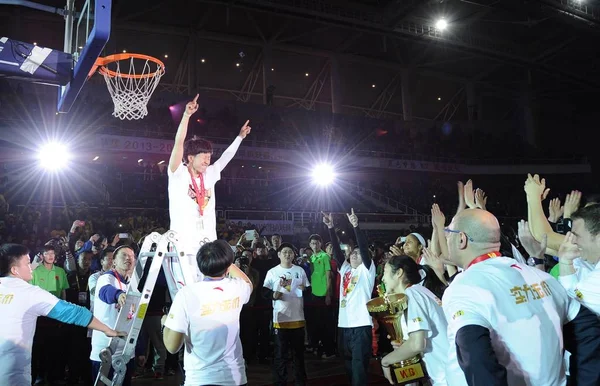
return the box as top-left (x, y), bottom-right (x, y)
top-left (390, 356), bottom-right (427, 385)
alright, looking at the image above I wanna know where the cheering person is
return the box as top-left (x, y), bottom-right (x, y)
top-left (323, 209), bottom-right (376, 386)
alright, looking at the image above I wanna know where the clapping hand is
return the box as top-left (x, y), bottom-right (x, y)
top-left (475, 188), bottom-right (487, 210)
top-left (548, 198), bottom-right (564, 223)
top-left (422, 245), bottom-right (444, 273)
top-left (524, 174), bottom-right (550, 201)
top-left (517, 220), bottom-right (547, 259)
top-left (431, 204), bottom-right (445, 229)
top-left (563, 190), bottom-right (582, 219)
top-left (464, 180), bottom-right (476, 209)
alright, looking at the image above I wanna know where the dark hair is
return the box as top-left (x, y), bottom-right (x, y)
top-left (308, 234), bottom-right (322, 243)
top-left (113, 245), bottom-right (135, 260)
top-left (277, 242), bottom-right (297, 255)
top-left (100, 246), bottom-right (116, 262)
top-left (183, 136), bottom-right (213, 163)
top-left (196, 240), bottom-right (234, 277)
top-left (272, 233), bottom-right (282, 239)
top-left (254, 242), bottom-right (266, 249)
top-left (387, 255), bottom-right (447, 299)
top-left (43, 245), bottom-right (56, 253)
top-left (572, 204), bottom-right (600, 236)
top-left (0, 243), bottom-right (29, 277)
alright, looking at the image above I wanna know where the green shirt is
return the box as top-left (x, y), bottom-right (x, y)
top-left (31, 264), bottom-right (70, 298)
top-left (550, 264), bottom-right (560, 280)
top-left (310, 251), bottom-right (331, 297)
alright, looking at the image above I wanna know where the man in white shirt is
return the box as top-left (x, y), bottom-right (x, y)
top-left (557, 204), bottom-right (600, 315)
top-left (443, 208), bottom-right (600, 386)
top-left (0, 243), bottom-right (123, 386)
top-left (262, 243), bottom-right (310, 386)
top-left (90, 246), bottom-right (137, 385)
top-left (163, 240), bottom-right (252, 386)
top-left (323, 210), bottom-right (375, 386)
top-left (168, 94), bottom-right (251, 257)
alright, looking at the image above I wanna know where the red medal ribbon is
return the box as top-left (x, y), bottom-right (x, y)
top-left (466, 251), bottom-right (501, 270)
top-left (342, 271), bottom-right (352, 297)
top-left (189, 169), bottom-right (206, 216)
top-left (112, 269), bottom-right (124, 290)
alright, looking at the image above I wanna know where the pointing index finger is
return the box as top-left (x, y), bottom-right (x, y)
top-left (244, 119), bottom-right (250, 127)
top-left (193, 94), bottom-right (199, 103)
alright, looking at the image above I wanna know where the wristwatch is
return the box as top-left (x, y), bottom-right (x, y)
top-left (527, 256), bottom-right (544, 266)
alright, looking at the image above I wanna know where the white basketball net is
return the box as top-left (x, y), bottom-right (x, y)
top-left (100, 57), bottom-right (165, 120)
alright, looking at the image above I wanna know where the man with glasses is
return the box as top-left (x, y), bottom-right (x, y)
top-left (442, 209), bottom-right (600, 386)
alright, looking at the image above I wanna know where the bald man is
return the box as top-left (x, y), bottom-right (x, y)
top-left (442, 209), bottom-right (600, 386)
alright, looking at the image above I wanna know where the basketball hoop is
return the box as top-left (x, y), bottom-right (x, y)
top-left (91, 53), bottom-right (165, 120)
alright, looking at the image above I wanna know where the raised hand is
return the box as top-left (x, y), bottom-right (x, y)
top-left (475, 188), bottom-right (488, 210)
top-left (563, 190), bottom-right (582, 219)
top-left (422, 245), bottom-right (444, 273)
top-left (524, 173), bottom-right (550, 201)
top-left (346, 208), bottom-right (359, 228)
top-left (548, 198), bottom-right (564, 223)
top-left (322, 212), bottom-right (334, 229)
top-left (431, 204), bottom-right (445, 229)
top-left (464, 180), bottom-right (476, 209)
top-left (558, 232), bottom-right (580, 262)
top-left (456, 181), bottom-right (466, 215)
top-left (184, 94), bottom-right (199, 117)
top-left (517, 220), bottom-right (547, 259)
top-left (389, 245), bottom-right (403, 256)
top-left (239, 120), bottom-right (252, 139)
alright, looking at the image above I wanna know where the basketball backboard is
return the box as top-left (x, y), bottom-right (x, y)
top-left (58, 0), bottom-right (112, 113)
top-left (0, 0), bottom-right (111, 113)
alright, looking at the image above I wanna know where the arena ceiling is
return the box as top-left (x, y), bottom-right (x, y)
top-left (2, 0), bottom-right (600, 122)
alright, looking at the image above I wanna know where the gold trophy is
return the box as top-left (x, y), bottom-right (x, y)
top-left (367, 287), bottom-right (427, 385)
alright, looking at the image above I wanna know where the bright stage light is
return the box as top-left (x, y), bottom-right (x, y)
top-left (312, 164), bottom-right (336, 186)
top-left (38, 142), bottom-right (70, 170)
top-left (435, 18), bottom-right (448, 30)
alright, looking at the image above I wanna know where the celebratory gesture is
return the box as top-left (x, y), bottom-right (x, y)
top-left (167, 92), bottom-right (254, 259)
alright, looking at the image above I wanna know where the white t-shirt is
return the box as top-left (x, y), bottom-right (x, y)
top-left (263, 265), bottom-right (310, 329)
top-left (442, 257), bottom-right (580, 386)
top-left (558, 258), bottom-right (600, 316)
top-left (88, 270), bottom-right (102, 311)
top-left (90, 272), bottom-right (132, 361)
top-left (0, 277), bottom-right (59, 386)
top-left (164, 277), bottom-right (252, 386)
top-left (399, 285), bottom-right (448, 386)
top-left (168, 137), bottom-right (242, 254)
top-left (338, 261), bottom-right (376, 328)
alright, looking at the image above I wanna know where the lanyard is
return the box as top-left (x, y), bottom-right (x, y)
top-left (189, 168), bottom-right (206, 216)
top-left (112, 270), bottom-right (124, 291)
top-left (75, 273), bottom-right (89, 292)
top-left (466, 251), bottom-right (501, 270)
